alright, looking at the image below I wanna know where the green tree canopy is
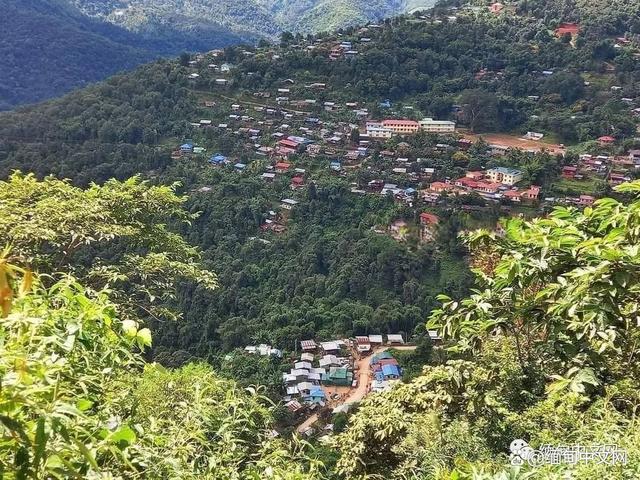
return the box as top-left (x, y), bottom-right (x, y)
top-left (0, 172), bottom-right (217, 321)
top-left (0, 258), bottom-right (324, 479)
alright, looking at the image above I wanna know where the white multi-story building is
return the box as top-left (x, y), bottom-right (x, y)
top-left (367, 126), bottom-right (394, 138)
top-left (419, 118), bottom-right (456, 133)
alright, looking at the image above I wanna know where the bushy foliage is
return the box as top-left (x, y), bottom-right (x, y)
top-left (0, 263), bottom-right (325, 479)
top-left (333, 183), bottom-right (640, 478)
top-left (0, 172), bottom-right (217, 321)
top-left (148, 165), bottom-right (472, 360)
top-left (0, 61), bottom-right (197, 183)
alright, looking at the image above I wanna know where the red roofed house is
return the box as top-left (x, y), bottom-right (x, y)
top-left (275, 162), bottom-right (291, 173)
top-left (455, 176), bottom-right (479, 188)
top-left (429, 182), bottom-right (452, 193)
top-left (419, 212), bottom-right (440, 242)
top-left (598, 136), bottom-right (615, 146)
top-left (578, 195), bottom-right (595, 206)
top-left (555, 23), bottom-right (580, 38)
top-left (503, 190), bottom-right (522, 202)
top-left (474, 182), bottom-right (501, 194)
top-left (278, 138), bottom-right (300, 150)
top-left (355, 336), bottom-right (371, 353)
top-left (489, 2), bottom-right (504, 14)
top-left (458, 138), bottom-right (473, 150)
top-left (521, 185), bottom-right (541, 202)
top-left (372, 358), bottom-right (400, 372)
top-left (609, 173), bottom-right (627, 186)
top-left (420, 212), bottom-right (439, 226)
top-left (562, 166), bottom-right (577, 179)
top-left (466, 171), bottom-right (485, 180)
top-left (290, 176), bottom-right (305, 189)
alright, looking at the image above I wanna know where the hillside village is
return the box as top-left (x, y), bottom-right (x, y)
top-left (162, 3), bottom-right (640, 447)
top-left (169, 10), bottom-right (640, 243)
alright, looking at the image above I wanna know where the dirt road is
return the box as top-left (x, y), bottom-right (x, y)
top-left (296, 412), bottom-right (320, 434)
top-left (461, 131), bottom-right (566, 155)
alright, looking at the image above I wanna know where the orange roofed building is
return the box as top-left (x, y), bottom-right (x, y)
top-left (429, 181), bottom-right (453, 193)
top-left (419, 212), bottom-right (440, 242)
top-left (489, 2), bottom-right (504, 14)
top-left (555, 23), bottom-right (580, 38)
top-left (382, 119), bottom-right (420, 135)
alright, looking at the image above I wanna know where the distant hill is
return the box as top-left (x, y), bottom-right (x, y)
top-left (0, 0), bottom-right (243, 110)
top-left (277, 0), bottom-right (411, 33)
top-left (1, 0), bottom-right (437, 110)
top-left (72, 0), bottom-right (438, 38)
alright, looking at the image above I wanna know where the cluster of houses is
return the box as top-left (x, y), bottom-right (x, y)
top-left (425, 167), bottom-right (541, 203)
top-left (282, 334), bottom-right (408, 413)
top-left (243, 343), bottom-right (283, 357)
top-left (562, 151), bottom-right (639, 187)
top-left (369, 350), bottom-right (402, 393)
top-left (328, 40), bottom-right (359, 60)
top-left (283, 339), bottom-right (353, 413)
top-left (172, 21), bottom-right (640, 247)
top-left (173, 88), bottom-right (639, 237)
top-left (551, 149), bottom-right (640, 206)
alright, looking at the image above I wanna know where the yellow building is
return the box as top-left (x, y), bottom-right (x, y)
top-left (382, 119), bottom-right (420, 135)
top-left (419, 117), bottom-right (456, 133)
top-left (486, 167), bottom-right (523, 186)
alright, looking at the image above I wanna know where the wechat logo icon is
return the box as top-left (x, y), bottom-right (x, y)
top-left (510, 439), bottom-right (534, 466)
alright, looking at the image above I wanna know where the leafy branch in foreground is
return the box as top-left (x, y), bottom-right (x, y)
top-left (0, 262), bottom-right (325, 479)
top-left (429, 180), bottom-right (640, 387)
top-left (0, 172), bottom-right (217, 320)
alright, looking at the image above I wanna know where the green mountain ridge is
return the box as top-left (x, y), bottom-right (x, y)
top-left (0, 0), bottom-right (244, 110)
top-left (1, 0), bottom-right (436, 110)
top-left (73, 0), bottom-right (437, 37)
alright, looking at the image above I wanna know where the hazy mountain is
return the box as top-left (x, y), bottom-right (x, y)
top-left (72, 0), bottom-right (438, 38)
top-left (0, 0), bottom-right (436, 110)
top-left (0, 0), bottom-right (243, 110)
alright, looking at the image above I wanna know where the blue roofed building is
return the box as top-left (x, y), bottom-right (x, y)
top-left (382, 364), bottom-right (401, 380)
top-left (180, 143), bottom-right (194, 153)
top-left (209, 153), bottom-right (227, 165)
top-left (305, 386), bottom-right (326, 404)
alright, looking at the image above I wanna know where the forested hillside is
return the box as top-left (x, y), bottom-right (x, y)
top-left (0, 0), bottom-right (243, 110)
top-left (3, 0), bottom-right (640, 359)
top-left (73, 0), bottom-right (438, 37)
top-left (3, 0), bottom-right (640, 477)
top-left (2, 0), bottom-right (437, 110)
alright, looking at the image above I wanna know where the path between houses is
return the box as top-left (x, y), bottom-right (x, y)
top-left (295, 344), bottom-right (417, 434)
top-left (194, 89), bottom-right (312, 116)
